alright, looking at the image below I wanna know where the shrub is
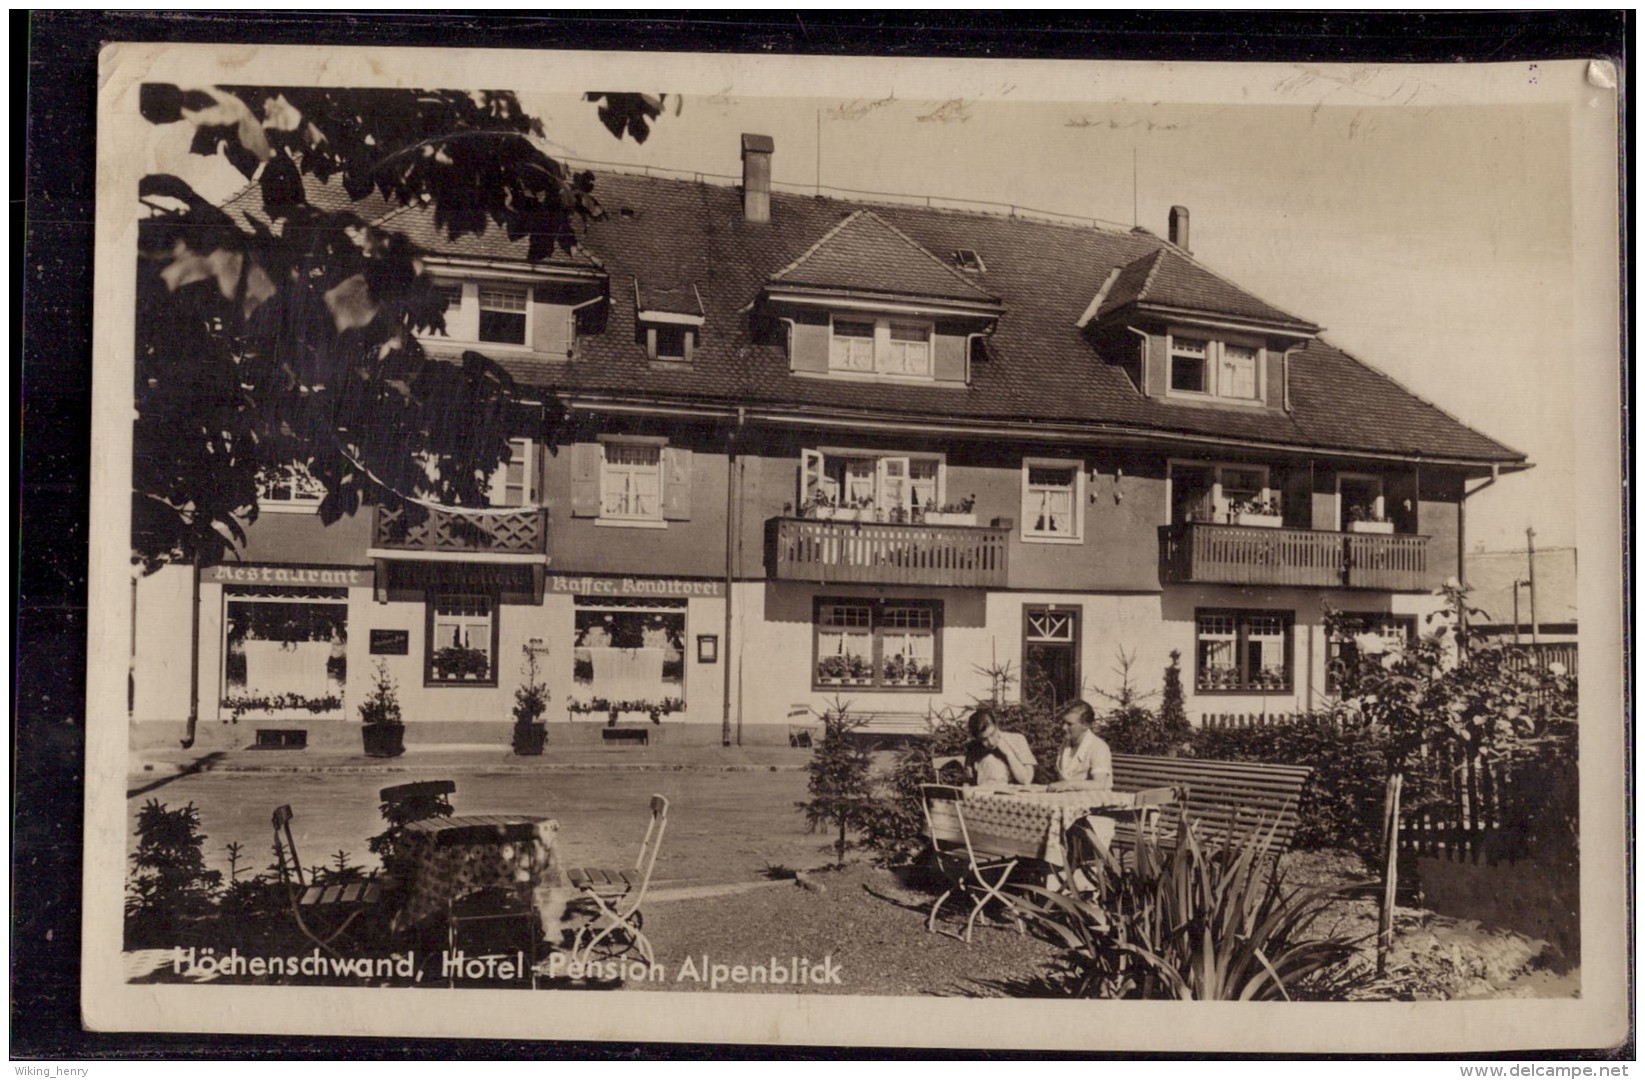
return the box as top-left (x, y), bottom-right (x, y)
top-left (126, 800), bottom-right (223, 947)
top-left (1017, 820), bottom-right (1362, 1000)
top-left (358, 659), bottom-right (403, 727)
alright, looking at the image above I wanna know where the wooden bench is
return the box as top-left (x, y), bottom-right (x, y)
top-left (602, 727), bottom-right (650, 746)
top-left (1109, 754), bottom-right (1313, 855)
top-left (842, 711), bottom-right (932, 750)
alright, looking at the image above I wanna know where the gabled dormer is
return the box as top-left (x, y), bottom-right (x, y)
top-left (759, 208), bottom-right (1004, 387)
top-left (1080, 209), bottom-right (1319, 411)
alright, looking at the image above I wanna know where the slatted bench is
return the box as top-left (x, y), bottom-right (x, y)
top-left (841, 711), bottom-right (933, 750)
top-left (1108, 754), bottom-right (1314, 855)
top-left (602, 727), bottom-right (650, 746)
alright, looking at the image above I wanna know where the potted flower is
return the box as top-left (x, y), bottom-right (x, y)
top-left (511, 644), bottom-right (549, 755)
top-left (1346, 503), bottom-right (1394, 534)
top-left (358, 659), bottom-right (405, 758)
top-left (431, 645), bottom-right (489, 681)
top-left (924, 495), bottom-right (978, 527)
top-left (1231, 497), bottom-right (1282, 528)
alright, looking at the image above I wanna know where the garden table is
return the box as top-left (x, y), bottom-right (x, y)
top-left (959, 787), bottom-right (1138, 870)
top-left (390, 814), bottom-right (564, 933)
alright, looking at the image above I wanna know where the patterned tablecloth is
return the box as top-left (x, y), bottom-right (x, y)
top-left (959, 788), bottom-right (1137, 868)
top-left (392, 814), bottom-right (563, 932)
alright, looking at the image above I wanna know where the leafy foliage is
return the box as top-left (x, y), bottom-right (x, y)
top-left (133, 86), bottom-right (662, 570)
top-left (1016, 821), bottom-right (1363, 1000)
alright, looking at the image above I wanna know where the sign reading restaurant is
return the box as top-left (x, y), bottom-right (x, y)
top-left (204, 564), bottom-right (370, 586)
top-left (548, 574), bottom-right (725, 598)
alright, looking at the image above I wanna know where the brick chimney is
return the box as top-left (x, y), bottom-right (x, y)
top-left (741, 133), bottom-right (774, 224)
top-left (1169, 205), bottom-right (1190, 253)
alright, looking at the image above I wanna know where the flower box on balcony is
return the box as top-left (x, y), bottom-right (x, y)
top-left (1234, 513), bottom-right (1283, 529)
top-left (1348, 520), bottom-right (1395, 534)
top-left (815, 506), bottom-right (869, 523)
top-left (922, 512), bottom-right (978, 527)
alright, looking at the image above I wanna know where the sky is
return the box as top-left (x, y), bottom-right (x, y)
top-left (154, 80), bottom-right (1593, 556)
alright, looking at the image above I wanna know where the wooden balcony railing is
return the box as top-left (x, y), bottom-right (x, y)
top-left (1160, 523), bottom-right (1430, 590)
top-left (372, 504), bottom-right (548, 558)
top-left (770, 518), bottom-right (1009, 588)
top-left (1344, 532), bottom-right (1429, 591)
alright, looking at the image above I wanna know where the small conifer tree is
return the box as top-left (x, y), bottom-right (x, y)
top-left (1159, 649), bottom-right (1192, 753)
top-left (796, 703), bottom-right (876, 869)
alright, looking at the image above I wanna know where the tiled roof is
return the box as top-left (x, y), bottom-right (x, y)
top-left (769, 209), bottom-right (1000, 305)
top-left (1096, 246), bottom-right (1317, 330)
top-left (229, 169), bottom-right (1522, 465)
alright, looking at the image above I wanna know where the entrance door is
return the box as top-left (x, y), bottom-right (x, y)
top-left (1023, 606), bottom-right (1081, 709)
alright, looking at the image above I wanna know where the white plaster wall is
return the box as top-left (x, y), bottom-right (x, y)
top-left (131, 565), bottom-right (195, 722)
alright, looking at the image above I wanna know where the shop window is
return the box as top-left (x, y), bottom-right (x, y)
top-left (571, 597), bottom-right (686, 708)
top-left (1021, 458), bottom-right (1084, 542)
top-left (428, 592), bottom-right (496, 685)
top-left (256, 462), bottom-right (326, 512)
top-left (1327, 614), bottom-right (1415, 693)
top-left (1196, 609), bottom-right (1293, 693)
top-left (813, 598), bottom-right (940, 691)
top-left (222, 586), bottom-right (347, 713)
top-left (797, 449), bottom-right (946, 521)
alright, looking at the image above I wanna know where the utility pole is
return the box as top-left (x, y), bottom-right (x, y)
top-left (1526, 526), bottom-right (1539, 645)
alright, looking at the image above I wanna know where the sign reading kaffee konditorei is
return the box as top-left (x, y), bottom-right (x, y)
top-left (547, 574), bottom-right (724, 598)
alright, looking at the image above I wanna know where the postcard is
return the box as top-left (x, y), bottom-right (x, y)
top-left (84, 41), bottom-right (1626, 1051)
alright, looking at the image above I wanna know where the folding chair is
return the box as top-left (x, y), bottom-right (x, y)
top-left (564, 794), bottom-right (668, 969)
top-left (1065, 784), bottom-right (1186, 895)
top-left (919, 784), bottom-right (1025, 943)
top-left (379, 780), bottom-right (457, 823)
top-left (272, 804), bottom-right (382, 956)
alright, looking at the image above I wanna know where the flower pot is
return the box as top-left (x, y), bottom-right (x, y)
top-left (923, 512), bottom-right (978, 527)
top-left (362, 722), bottom-right (405, 758)
top-left (1348, 520), bottom-right (1395, 534)
top-left (512, 722), bottom-right (548, 756)
top-left (1234, 513), bottom-right (1283, 529)
top-left (817, 507), bottom-right (865, 522)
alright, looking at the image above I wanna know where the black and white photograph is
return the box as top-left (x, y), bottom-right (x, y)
top-left (81, 41), bottom-right (1626, 1052)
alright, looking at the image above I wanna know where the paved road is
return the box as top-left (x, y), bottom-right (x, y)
top-left (125, 767), bottom-right (829, 887)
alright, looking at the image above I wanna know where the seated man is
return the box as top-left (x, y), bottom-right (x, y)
top-left (962, 705), bottom-right (1036, 786)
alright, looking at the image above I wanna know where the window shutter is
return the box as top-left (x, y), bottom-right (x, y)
top-left (799, 449), bottom-right (825, 508)
top-left (531, 299), bottom-right (576, 360)
top-left (1264, 348), bottom-right (1284, 409)
top-left (932, 329), bottom-right (967, 383)
top-left (661, 447), bottom-right (693, 520)
top-left (569, 443), bottom-right (602, 517)
top-left (789, 318), bottom-right (830, 374)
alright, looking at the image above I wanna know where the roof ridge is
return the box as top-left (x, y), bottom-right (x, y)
top-left (1306, 336), bottom-right (1528, 462)
top-left (851, 208), bottom-right (998, 299)
top-left (1154, 244), bottom-right (1316, 330)
top-left (767, 208), bottom-right (867, 282)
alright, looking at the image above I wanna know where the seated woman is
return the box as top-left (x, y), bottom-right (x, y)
top-left (1047, 700), bottom-right (1114, 792)
top-left (962, 705), bottom-right (1036, 786)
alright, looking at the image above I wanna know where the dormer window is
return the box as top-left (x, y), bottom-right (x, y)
top-left (430, 279), bottom-right (535, 348)
top-left (828, 316), bottom-right (932, 378)
top-left (1167, 329), bottom-right (1264, 403)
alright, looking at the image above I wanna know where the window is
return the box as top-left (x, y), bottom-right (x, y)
top-left (601, 442), bottom-right (663, 522)
top-left (1170, 336), bottom-right (1208, 392)
top-left (952, 248), bottom-right (986, 273)
top-left (256, 462), bottom-right (326, 511)
top-left (478, 285), bottom-right (528, 345)
top-left (1167, 330), bottom-right (1265, 403)
top-left (798, 449), bottom-right (947, 520)
top-left (813, 598), bottom-right (940, 690)
top-left (1196, 609), bottom-right (1293, 693)
top-left (828, 316), bottom-right (934, 378)
top-left (572, 597), bottom-right (686, 707)
top-left (649, 324), bottom-right (691, 362)
top-left (222, 586), bottom-right (347, 712)
top-left (1338, 473), bottom-right (1388, 530)
top-left (1021, 459), bottom-right (1084, 542)
top-left (1327, 615), bottom-right (1415, 693)
top-left (1169, 462), bottom-right (1278, 524)
top-left (428, 593), bottom-right (496, 685)
top-left (488, 437), bottom-right (535, 507)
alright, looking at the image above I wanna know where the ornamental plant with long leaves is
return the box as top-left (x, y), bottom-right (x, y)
top-left (1016, 818), bottom-right (1363, 1000)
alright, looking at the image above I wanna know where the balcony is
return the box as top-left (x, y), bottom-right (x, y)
top-left (770, 517), bottom-right (1009, 588)
top-left (1160, 522), bottom-right (1429, 591)
top-left (371, 504), bottom-right (548, 560)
